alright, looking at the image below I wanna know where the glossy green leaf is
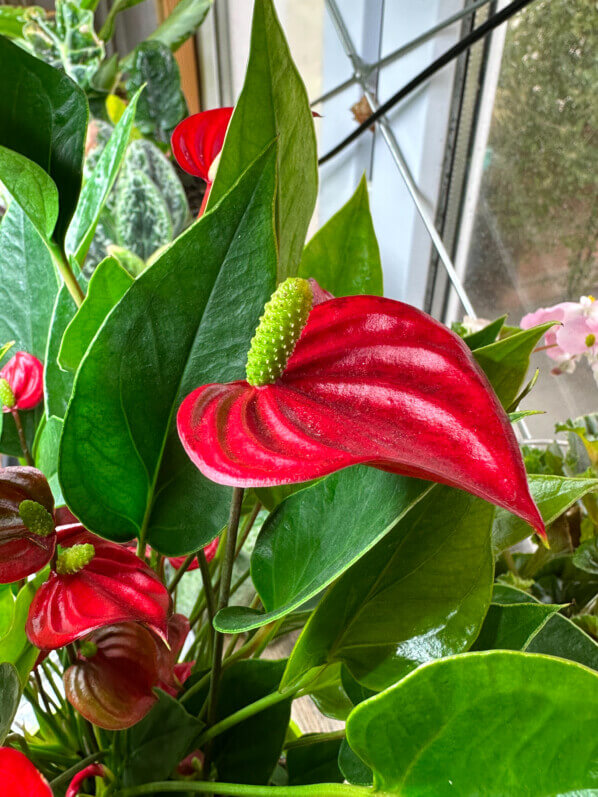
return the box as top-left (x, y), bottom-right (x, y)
top-left (0, 575), bottom-right (43, 685)
top-left (282, 487), bottom-right (494, 692)
top-left (208, 0), bottom-right (317, 281)
top-left (44, 285), bottom-right (77, 419)
top-left (66, 90), bottom-right (141, 266)
top-left (146, 0), bottom-right (212, 52)
top-left (298, 175), bottom-right (382, 296)
top-left (473, 322), bottom-right (555, 407)
top-left (307, 663), bottom-right (353, 722)
top-left (0, 663), bottom-right (20, 744)
top-left (211, 659), bottom-right (292, 785)
top-left (0, 35), bottom-right (87, 240)
top-left (573, 537), bottom-right (598, 574)
top-left (338, 739), bottom-right (372, 787)
top-left (59, 257), bottom-right (133, 372)
top-left (59, 145), bottom-right (277, 554)
top-left (0, 146), bottom-right (59, 239)
top-left (33, 415), bottom-right (64, 504)
top-left (125, 42), bottom-right (187, 143)
top-left (214, 467), bottom-right (431, 634)
top-left (287, 738), bottom-right (344, 785)
top-left (472, 601), bottom-right (561, 651)
top-left (0, 6), bottom-right (42, 37)
top-left (492, 474), bottom-right (598, 553)
top-left (493, 583), bottom-right (598, 672)
top-left (122, 690), bottom-right (203, 787)
top-left (462, 316), bottom-right (506, 350)
top-left (346, 651), bottom-right (598, 795)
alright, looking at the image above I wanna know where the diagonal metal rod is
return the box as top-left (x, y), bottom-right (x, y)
top-left (311, 0), bottom-right (493, 108)
top-left (325, 0), bottom-right (476, 317)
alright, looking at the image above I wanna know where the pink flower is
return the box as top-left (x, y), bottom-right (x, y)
top-left (66, 763), bottom-right (106, 797)
top-left (0, 352), bottom-right (43, 412)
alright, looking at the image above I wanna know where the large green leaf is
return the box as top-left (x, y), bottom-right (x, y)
top-left (473, 322), bottom-right (554, 407)
top-left (211, 659), bottom-right (292, 785)
top-left (59, 146), bottom-right (278, 554)
top-left (0, 663), bottom-right (20, 744)
top-left (0, 35), bottom-right (87, 240)
top-left (0, 146), bottom-right (58, 239)
top-left (338, 739), bottom-right (372, 787)
top-left (346, 651), bottom-right (598, 795)
top-left (472, 601), bottom-right (561, 651)
top-left (207, 0), bottom-right (317, 281)
top-left (214, 467), bottom-right (431, 634)
top-left (65, 90), bottom-right (141, 265)
top-left (44, 285), bottom-right (77, 419)
top-left (282, 487), bottom-right (494, 692)
top-left (146, 0), bottom-right (212, 52)
top-left (298, 175), bottom-right (382, 297)
top-left (493, 583), bottom-right (598, 671)
top-left (287, 738), bottom-right (344, 785)
top-left (59, 257), bottom-right (133, 372)
top-left (122, 690), bottom-right (203, 787)
top-left (492, 474), bottom-right (598, 553)
top-left (124, 42), bottom-right (187, 144)
top-left (33, 415), bottom-right (64, 505)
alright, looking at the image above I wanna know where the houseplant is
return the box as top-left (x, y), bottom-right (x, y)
top-left (0, 1), bottom-right (597, 794)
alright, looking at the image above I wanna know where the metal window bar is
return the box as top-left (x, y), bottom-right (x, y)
top-left (320, 0), bottom-right (538, 442)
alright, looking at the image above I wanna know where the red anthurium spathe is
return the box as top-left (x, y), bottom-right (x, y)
top-left (0, 467), bottom-right (56, 583)
top-left (0, 748), bottom-right (52, 796)
top-left (26, 525), bottom-right (170, 650)
top-left (171, 107), bottom-right (233, 214)
top-left (178, 280), bottom-right (545, 538)
top-left (0, 352), bottom-right (43, 411)
top-left (64, 622), bottom-right (161, 730)
top-left (168, 535), bottom-right (219, 570)
top-left (66, 763), bottom-right (106, 797)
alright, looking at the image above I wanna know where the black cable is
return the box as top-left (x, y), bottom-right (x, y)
top-left (318, 0), bottom-right (537, 165)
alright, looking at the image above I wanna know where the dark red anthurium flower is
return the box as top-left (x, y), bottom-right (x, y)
top-left (178, 278), bottom-right (545, 539)
top-left (0, 747), bottom-right (52, 796)
top-left (0, 467), bottom-right (56, 583)
top-left (168, 535), bottom-right (219, 571)
top-left (66, 763), bottom-right (106, 797)
top-left (26, 525), bottom-right (170, 650)
top-left (64, 622), bottom-right (161, 730)
top-left (0, 352), bottom-right (43, 412)
top-left (171, 107), bottom-right (233, 215)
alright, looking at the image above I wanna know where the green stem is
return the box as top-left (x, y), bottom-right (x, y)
top-left (115, 783), bottom-right (372, 796)
top-left (198, 687), bottom-right (296, 746)
top-left (12, 410), bottom-right (33, 465)
top-left (285, 729), bottom-right (346, 751)
top-left (49, 242), bottom-right (84, 307)
top-left (197, 549), bottom-right (217, 632)
top-left (235, 501), bottom-right (261, 558)
top-left (168, 552), bottom-right (197, 594)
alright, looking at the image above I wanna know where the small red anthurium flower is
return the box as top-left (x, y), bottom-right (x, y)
top-left (0, 747), bottom-right (52, 796)
top-left (66, 763), bottom-right (106, 797)
top-left (171, 107), bottom-right (233, 215)
top-left (26, 525), bottom-right (170, 650)
top-left (0, 352), bottom-right (44, 412)
top-left (178, 278), bottom-right (545, 539)
top-left (0, 467), bottom-right (56, 583)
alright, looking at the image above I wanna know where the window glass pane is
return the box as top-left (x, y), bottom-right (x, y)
top-left (463, 0), bottom-right (597, 434)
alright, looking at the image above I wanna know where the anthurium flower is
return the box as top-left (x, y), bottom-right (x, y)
top-left (178, 279), bottom-right (545, 538)
top-left (168, 536), bottom-right (219, 571)
top-left (26, 525), bottom-right (170, 650)
top-left (156, 613), bottom-right (192, 696)
top-left (64, 622), bottom-right (161, 730)
top-left (66, 763), bottom-right (106, 797)
top-left (0, 467), bottom-right (56, 583)
top-left (171, 107), bottom-right (233, 214)
top-left (0, 352), bottom-right (43, 411)
top-left (0, 748), bottom-right (52, 796)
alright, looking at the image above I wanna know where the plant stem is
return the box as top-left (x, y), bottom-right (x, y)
top-left (168, 552), bottom-right (197, 594)
top-left (285, 729), bottom-right (346, 751)
top-left (50, 242), bottom-right (85, 307)
top-left (235, 501), bottom-right (261, 558)
top-left (198, 549), bottom-right (217, 630)
top-left (115, 783), bottom-right (374, 796)
top-left (203, 486), bottom-right (244, 780)
top-left (198, 687), bottom-right (296, 746)
top-left (11, 410), bottom-right (33, 465)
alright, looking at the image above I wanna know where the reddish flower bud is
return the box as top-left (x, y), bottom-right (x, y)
top-left (66, 763), bottom-right (105, 797)
top-left (168, 535), bottom-right (219, 571)
top-left (64, 622), bottom-right (161, 730)
top-left (26, 525), bottom-right (170, 650)
top-left (0, 352), bottom-right (43, 411)
top-left (0, 747), bottom-right (52, 796)
top-left (0, 467), bottom-right (56, 583)
top-left (178, 290), bottom-right (545, 539)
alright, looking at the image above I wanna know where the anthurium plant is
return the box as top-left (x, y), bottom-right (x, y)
top-left (0, 2), bottom-right (597, 795)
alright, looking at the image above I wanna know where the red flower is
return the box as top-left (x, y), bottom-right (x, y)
top-left (168, 536), bottom-right (219, 571)
top-left (0, 352), bottom-right (43, 411)
top-left (171, 107), bottom-right (233, 214)
top-left (0, 467), bottom-right (56, 583)
top-left (66, 763), bottom-right (105, 797)
top-left (178, 280), bottom-right (545, 538)
top-left (64, 622), bottom-right (161, 730)
top-left (26, 525), bottom-right (170, 650)
top-left (156, 613), bottom-right (190, 695)
top-left (0, 748), bottom-right (52, 796)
